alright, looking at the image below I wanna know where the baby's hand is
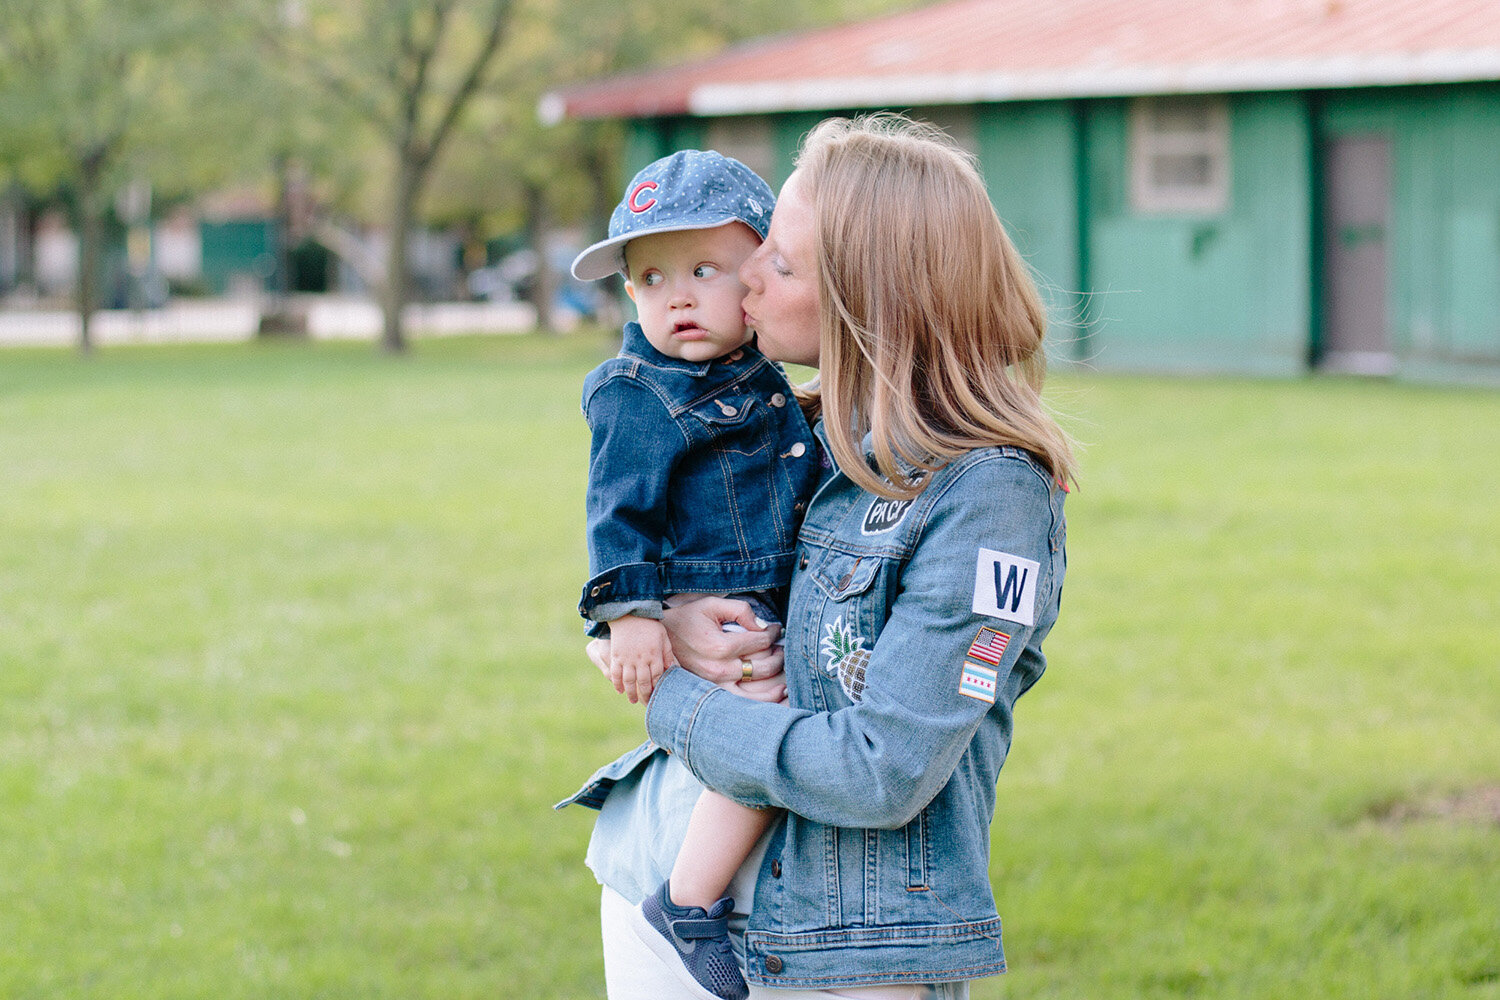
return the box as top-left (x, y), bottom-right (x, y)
top-left (605, 614), bottom-right (673, 704)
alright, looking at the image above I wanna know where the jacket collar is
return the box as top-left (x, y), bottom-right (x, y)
top-left (620, 322), bottom-right (730, 377)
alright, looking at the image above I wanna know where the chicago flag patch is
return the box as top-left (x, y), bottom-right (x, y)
top-left (959, 662), bottom-right (999, 703)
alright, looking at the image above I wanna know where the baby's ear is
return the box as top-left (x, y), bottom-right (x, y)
top-left (623, 280), bottom-right (636, 303)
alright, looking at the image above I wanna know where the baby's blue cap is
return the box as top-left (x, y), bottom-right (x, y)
top-left (571, 149), bottom-right (775, 281)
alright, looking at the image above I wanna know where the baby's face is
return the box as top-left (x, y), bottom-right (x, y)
top-left (624, 222), bottom-right (760, 363)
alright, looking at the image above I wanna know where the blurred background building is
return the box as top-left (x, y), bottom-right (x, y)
top-left (547, 0), bottom-right (1500, 382)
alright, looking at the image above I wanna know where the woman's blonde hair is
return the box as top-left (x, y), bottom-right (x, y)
top-left (795, 114), bottom-right (1076, 498)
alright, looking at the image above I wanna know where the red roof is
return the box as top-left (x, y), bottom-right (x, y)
top-left (543, 0), bottom-right (1500, 120)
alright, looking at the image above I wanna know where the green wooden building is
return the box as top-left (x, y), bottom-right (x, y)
top-left (544, 0), bottom-right (1500, 381)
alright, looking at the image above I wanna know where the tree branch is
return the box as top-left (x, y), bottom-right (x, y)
top-left (421, 0), bottom-right (512, 172)
top-left (258, 22), bottom-right (398, 139)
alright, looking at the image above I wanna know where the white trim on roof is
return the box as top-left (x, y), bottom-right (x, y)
top-left (688, 49), bottom-right (1500, 114)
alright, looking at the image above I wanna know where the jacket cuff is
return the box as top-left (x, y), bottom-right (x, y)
top-left (644, 667), bottom-right (720, 761)
top-left (579, 562), bottom-right (663, 620)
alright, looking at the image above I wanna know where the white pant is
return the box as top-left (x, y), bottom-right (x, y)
top-left (600, 887), bottom-right (968, 1000)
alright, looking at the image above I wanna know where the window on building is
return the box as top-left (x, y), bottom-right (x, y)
top-left (1130, 96), bottom-right (1230, 214)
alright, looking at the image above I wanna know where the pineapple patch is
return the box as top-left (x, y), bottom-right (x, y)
top-left (820, 616), bottom-right (871, 702)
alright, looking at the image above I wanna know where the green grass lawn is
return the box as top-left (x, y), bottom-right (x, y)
top-left (1, 333), bottom-right (1496, 999)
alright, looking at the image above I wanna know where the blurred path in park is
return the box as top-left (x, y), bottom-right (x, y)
top-left (0, 296), bottom-right (538, 347)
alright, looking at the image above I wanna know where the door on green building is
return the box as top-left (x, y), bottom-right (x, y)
top-left (1320, 135), bottom-right (1394, 374)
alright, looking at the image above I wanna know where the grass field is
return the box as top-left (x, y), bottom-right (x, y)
top-left (2, 332), bottom-right (1497, 999)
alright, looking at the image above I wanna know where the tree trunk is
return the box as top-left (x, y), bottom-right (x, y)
top-left (380, 157), bottom-right (421, 354)
top-left (523, 181), bottom-right (554, 334)
top-left (259, 155), bottom-right (308, 337)
top-left (75, 154), bottom-right (107, 355)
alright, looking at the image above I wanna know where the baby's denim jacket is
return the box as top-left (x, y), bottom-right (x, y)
top-left (579, 322), bottom-right (821, 633)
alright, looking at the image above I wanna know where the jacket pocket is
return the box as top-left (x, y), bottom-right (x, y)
top-left (903, 807), bottom-right (929, 890)
top-left (808, 551), bottom-right (884, 703)
top-left (684, 394), bottom-right (769, 454)
top-left (808, 550), bottom-right (881, 602)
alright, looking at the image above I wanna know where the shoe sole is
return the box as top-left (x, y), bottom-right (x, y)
top-left (626, 903), bottom-right (736, 1000)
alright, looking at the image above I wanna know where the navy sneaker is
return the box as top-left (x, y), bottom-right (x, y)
top-left (629, 880), bottom-right (749, 1000)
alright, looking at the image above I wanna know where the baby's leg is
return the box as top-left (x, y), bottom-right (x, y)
top-left (669, 790), bottom-right (776, 909)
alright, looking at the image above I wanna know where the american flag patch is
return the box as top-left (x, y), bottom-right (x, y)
top-left (966, 627), bottom-right (1010, 666)
top-left (959, 662), bottom-right (999, 703)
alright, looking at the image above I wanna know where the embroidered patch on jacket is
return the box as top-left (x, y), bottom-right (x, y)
top-left (966, 626), bottom-right (1011, 666)
top-left (859, 473), bottom-right (925, 534)
top-left (820, 615), bottom-right (870, 702)
top-left (959, 662), bottom-right (999, 703)
top-left (972, 548), bottom-right (1040, 626)
top-left (861, 496), bottom-right (915, 535)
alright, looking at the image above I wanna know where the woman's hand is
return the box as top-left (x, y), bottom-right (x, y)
top-left (586, 636), bottom-right (787, 704)
top-left (661, 596), bottom-right (783, 685)
top-left (584, 596), bottom-right (788, 703)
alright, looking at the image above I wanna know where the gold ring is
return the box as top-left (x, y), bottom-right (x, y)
top-left (741, 659), bottom-right (754, 680)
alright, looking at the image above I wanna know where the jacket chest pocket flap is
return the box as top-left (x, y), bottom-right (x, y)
top-left (684, 393), bottom-right (759, 431)
top-left (809, 551), bottom-right (881, 602)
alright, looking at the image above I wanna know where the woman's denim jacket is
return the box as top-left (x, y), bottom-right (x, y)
top-left (579, 322), bottom-right (820, 632)
top-left (636, 426), bottom-right (1067, 988)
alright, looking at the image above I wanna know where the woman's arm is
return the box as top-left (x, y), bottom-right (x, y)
top-left (645, 454), bottom-right (1065, 829)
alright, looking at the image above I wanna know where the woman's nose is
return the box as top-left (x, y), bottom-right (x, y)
top-left (738, 254), bottom-right (761, 291)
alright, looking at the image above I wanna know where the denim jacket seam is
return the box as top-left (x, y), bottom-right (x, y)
top-left (910, 446), bottom-right (1058, 564)
top-left (928, 446), bottom-right (1060, 597)
top-left (673, 679), bottom-right (721, 781)
top-left (659, 360), bottom-right (777, 417)
top-left (582, 361), bottom-right (689, 425)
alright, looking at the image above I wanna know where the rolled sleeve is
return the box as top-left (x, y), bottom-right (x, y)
top-left (579, 561), bottom-right (665, 623)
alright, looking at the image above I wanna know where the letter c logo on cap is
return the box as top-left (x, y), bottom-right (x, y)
top-left (628, 181), bottom-right (658, 213)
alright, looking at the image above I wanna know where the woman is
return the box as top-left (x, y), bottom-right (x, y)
top-left (563, 114), bottom-right (1075, 999)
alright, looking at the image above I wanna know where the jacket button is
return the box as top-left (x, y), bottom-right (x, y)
top-left (770, 392), bottom-right (786, 407)
top-left (788, 441), bottom-right (806, 457)
top-left (770, 859), bottom-right (782, 878)
top-left (765, 955), bottom-right (784, 974)
top-left (798, 553), bottom-right (809, 570)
